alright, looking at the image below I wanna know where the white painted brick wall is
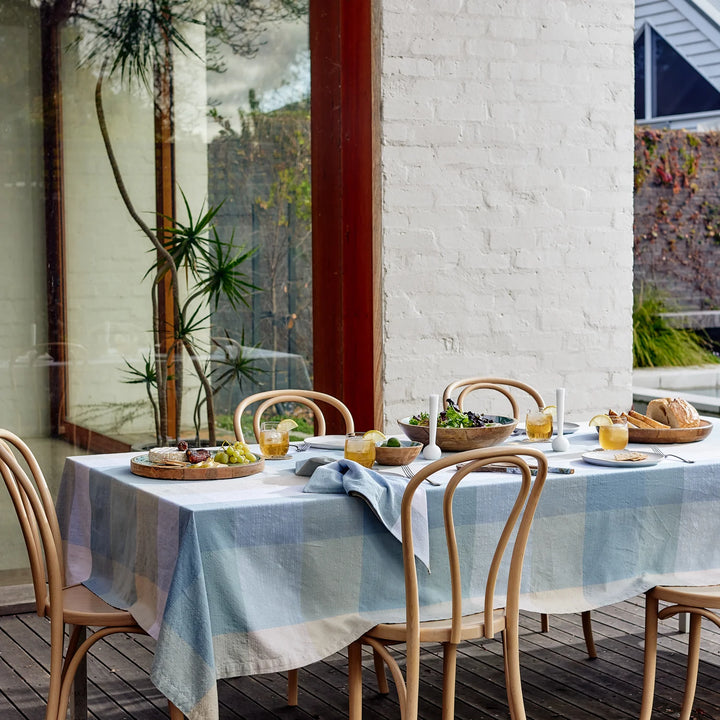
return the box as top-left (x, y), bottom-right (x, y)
top-left (381, 0), bottom-right (635, 427)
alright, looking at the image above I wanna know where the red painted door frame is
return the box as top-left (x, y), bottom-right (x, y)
top-left (310, 0), bottom-right (382, 433)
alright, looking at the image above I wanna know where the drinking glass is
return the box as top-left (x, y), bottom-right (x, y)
top-left (344, 433), bottom-right (376, 468)
top-left (258, 421), bottom-right (290, 459)
top-left (525, 409), bottom-right (553, 442)
top-left (598, 418), bottom-right (629, 451)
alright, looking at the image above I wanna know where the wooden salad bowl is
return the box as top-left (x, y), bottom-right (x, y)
top-left (398, 415), bottom-right (518, 451)
top-left (374, 440), bottom-right (423, 466)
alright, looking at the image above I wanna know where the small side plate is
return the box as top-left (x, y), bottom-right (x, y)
top-left (581, 450), bottom-right (663, 468)
top-left (516, 421), bottom-right (579, 435)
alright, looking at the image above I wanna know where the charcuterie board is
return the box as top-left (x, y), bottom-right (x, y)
top-left (130, 454), bottom-right (265, 480)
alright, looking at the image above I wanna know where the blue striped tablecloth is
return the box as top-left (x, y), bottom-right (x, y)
top-left (56, 421), bottom-right (720, 719)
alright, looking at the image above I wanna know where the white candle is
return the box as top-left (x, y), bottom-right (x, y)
top-left (556, 387), bottom-right (565, 436)
top-left (551, 387), bottom-right (570, 452)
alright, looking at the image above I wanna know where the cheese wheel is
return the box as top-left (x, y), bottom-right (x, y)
top-left (148, 447), bottom-right (189, 464)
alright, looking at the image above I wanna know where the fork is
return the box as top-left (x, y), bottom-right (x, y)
top-left (651, 446), bottom-right (695, 464)
top-left (292, 441), bottom-right (310, 452)
top-left (402, 464), bottom-right (440, 486)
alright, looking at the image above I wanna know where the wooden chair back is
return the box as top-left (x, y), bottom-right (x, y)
top-left (401, 446), bottom-right (547, 649)
top-left (443, 377), bottom-right (545, 419)
top-left (233, 389), bottom-right (354, 443)
top-left (0, 431), bottom-right (63, 618)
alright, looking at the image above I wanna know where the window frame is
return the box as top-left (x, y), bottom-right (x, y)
top-left (40, 0), bottom-right (381, 450)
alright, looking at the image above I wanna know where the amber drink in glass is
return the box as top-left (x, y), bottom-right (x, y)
top-left (259, 422), bottom-right (290, 459)
top-left (598, 418), bottom-right (628, 450)
top-left (344, 433), bottom-right (376, 468)
top-left (525, 409), bottom-right (552, 441)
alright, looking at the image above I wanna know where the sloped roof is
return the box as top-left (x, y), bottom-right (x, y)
top-left (636, 0), bottom-right (720, 89)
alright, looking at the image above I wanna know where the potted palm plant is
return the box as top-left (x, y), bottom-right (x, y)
top-left (68, 0), bottom-right (306, 445)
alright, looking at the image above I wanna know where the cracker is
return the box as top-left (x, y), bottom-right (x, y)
top-left (614, 451), bottom-right (648, 462)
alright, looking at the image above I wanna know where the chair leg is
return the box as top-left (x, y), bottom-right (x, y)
top-left (441, 643), bottom-right (458, 720)
top-left (540, 613), bottom-right (550, 633)
top-left (581, 610), bottom-right (597, 659)
top-left (679, 613), bottom-right (702, 720)
top-left (372, 648), bottom-right (389, 694)
top-left (287, 668), bottom-right (299, 706)
top-left (502, 626), bottom-right (527, 720)
top-left (639, 593), bottom-right (659, 720)
top-left (348, 640), bottom-right (364, 720)
top-left (168, 701), bottom-right (185, 719)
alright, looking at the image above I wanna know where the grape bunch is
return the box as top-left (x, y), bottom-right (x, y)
top-left (214, 441), bottom-right (258, 465)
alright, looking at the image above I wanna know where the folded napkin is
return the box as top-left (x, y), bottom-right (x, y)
top-left (303, 459), bottom-right (429, 569)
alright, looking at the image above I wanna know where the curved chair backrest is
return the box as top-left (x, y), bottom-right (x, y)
top-left (0, 430), bottom-right (64, 621)
top-left (442, 377), bottom-right (545, 420)
top-left (400, 446), bottom-right (548, 653)
top-left (233, 389), bottom-right (355, 443)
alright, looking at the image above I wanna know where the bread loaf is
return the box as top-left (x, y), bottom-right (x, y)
top-left (646, 398), bottom-right (702, 428)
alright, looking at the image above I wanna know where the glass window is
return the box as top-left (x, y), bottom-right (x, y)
top-left (0, 0), bottom-right (313, 586)
top-left (634, 32), bottom-right (645, 119)
top-left (653, 29), bottom-right (720, 117)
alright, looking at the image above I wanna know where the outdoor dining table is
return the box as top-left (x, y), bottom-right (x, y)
top-left (56, 420), bottom-right (720, 720)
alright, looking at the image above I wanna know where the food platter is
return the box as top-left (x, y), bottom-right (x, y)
top-left (130, 454), bottom-right (265, 480)
top-left (621, 420), bottom-right (712, 444)
top-left (398, 415), bottom-right (517, 451)
top-left (627, 420), bottom-right (712, 444)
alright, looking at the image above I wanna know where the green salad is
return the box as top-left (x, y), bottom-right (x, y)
top-left (408, 400), bottom-right (511, 428)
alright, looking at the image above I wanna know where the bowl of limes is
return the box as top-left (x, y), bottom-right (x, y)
top-left (374, 437), bottom-right (423, 466)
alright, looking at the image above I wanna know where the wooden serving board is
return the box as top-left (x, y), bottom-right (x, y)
top-left (130, 454), bottom-right (265, 480)
top-left (627, 420), bottom-right (713, 444)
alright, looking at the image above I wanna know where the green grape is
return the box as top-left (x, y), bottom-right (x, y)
top-left (246, 452), bottom-right (257, 463)
top-left (214, 451), bottom-right (229, 464)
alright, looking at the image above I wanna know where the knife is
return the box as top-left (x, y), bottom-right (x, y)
top-left (457, 463), bottom-right (574, 475)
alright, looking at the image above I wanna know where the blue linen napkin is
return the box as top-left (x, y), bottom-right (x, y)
top-left (303, 459), bottom-right (429, 569)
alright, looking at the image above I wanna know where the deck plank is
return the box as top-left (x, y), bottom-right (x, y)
top-left (1, 599), bottom-right (719, 719)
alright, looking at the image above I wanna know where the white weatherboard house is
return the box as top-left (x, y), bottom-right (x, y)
top-left (636, 0), bottom-right (720, 128)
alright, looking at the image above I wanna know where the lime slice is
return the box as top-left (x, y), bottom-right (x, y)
top-left (543, 404), bottom-right (557, 419)
top-left (363, 429), bottom-right (387, 444)
top-left (588, 413), bottom-right (613, 427)
top-left (277, 419), bottom-right (299, 432)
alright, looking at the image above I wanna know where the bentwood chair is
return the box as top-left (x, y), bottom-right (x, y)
top-left (233, 389), bottom-right (390, 705)
top-left (233, 388), bottom-right (355, 445)
top-left (640, 585), bottom-right (720, 720)
top-left (442, 377), bottom-right (598, 659)
top-left (348, 446), bottom-right (548, 720)
top-left (0, 429), bottom-right (184, 720)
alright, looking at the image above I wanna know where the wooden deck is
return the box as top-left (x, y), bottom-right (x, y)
top-left (1, 596), bottom-right (719, 719)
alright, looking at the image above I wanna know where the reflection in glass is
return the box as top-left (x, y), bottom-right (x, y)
top-left (0, 0), bottom-right (311, 450)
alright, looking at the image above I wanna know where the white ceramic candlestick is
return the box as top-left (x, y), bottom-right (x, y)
top-left (551, 387), bottom-right (570, 452)
top-left (423, 394), bottom-right (442, 460)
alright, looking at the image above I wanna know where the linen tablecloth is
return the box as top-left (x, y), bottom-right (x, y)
top-left (56, 422), bottom-right (720, 719)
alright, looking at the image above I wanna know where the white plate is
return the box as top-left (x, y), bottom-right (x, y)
top-left (581, 450), bottom-right (664, 468)
top-left (305, 435), bottom-right (347, 450)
